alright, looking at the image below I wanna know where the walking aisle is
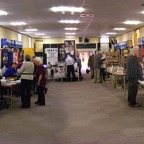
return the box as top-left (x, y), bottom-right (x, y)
top-left (0, 75), bottom-right (144, 144)
top-left (48, 75), bottom-right (144, 144)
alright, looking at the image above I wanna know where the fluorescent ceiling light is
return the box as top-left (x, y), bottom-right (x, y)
top-left (123, 20), bottom-right (141, 25)
top-left (10, 22), bottom-right (26, 26)
top-left (35, 33), bottom-right (45, 36)
top-left (42, 36), bottom-right (51, 38)
top-left (141, 11), bottom-right (144, 14)
top-left (25, 28), bottom-right (38, 32)
top-left (66, 36), bottom-right (74, 38)
top-left (65, 33), bottom-right (76, 35)
top-left (51, 6), bottom-right (84, 13)
top-left (106, 32), bottom-right (116, 35)
top-left (0, 10), bottom-right (8, 15)
top-left (20, 31), bottom-right (30, 33)
top-left (65, 27), bottom-right (78, 30)
top-left (60, 20), bottom-right (80, 24)
top-left (114, 28), bottom-right (126, 31)
top-left (101, 36), bottom-right (109, 38)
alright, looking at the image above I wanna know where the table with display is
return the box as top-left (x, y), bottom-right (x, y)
top-left (107, 70), bottom-right (126, 95)
top-left (107, 70), bottom-right (144, 97)
top-left (0, 78), bottom-right (21, 109)
top-left (47, 67), bottom-right (79, 81)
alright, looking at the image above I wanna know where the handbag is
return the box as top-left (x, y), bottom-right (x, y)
top-left (86, 68), bottom-right (90, 74)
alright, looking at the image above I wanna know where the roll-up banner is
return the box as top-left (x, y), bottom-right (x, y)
top-left (45, 48), bottom-right (58, 65)
top-left (8, 51), bottom-right (13, 66)
top-left (64, 40), bottom-right (75, 60)
top-left (1, 48), bottom-right (8, 68)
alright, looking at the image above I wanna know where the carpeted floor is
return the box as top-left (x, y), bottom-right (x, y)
top-left (1, 74), bottom-right (144, 144)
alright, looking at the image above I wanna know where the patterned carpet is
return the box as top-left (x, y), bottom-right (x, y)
top-left (1, 74), bottom-right (144, 144)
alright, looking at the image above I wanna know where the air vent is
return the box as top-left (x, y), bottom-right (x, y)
top-left (35, 40), bottom-right (43, 42)
top-left (80, 14), bottom-right (94, 17)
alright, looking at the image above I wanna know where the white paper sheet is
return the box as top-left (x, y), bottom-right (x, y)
top-left (138, 80), bottom-right (144, 85)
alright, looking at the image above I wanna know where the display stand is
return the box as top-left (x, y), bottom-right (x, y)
top-left (106, 51), bottom-right (120, 67)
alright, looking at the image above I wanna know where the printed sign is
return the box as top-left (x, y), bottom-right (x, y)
top-left (45, 48), bottom-right (58, 65)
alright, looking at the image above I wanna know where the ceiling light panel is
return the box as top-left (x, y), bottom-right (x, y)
top-left (0, 10), bottom-right (8, 15)
top-left (106, 32), bottom-right (116, 35)
top-left (10, 22), bottom-right (26, 26)
top-left (60, 20), bottom-right (80, 23)
top-left (65, 33), bottom-right (76, 35)
top-left (42, 36), bottom-right (51, 38)
top-left (25, 28), bottom-right (38, 32)
top-left (123, 20), bottom-right (142, 25)
top-left (51, 6), bottom-right (84, 13)
top-left (114, 28), bottom-right (126, 31)
top-left (65, 28), bottom-right (78, 30)
top-left (66, 36), bottom-right (74, 38)
top-left (35, 33), bottom-right (45, 36)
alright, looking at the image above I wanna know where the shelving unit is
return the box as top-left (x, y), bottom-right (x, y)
top-left (121, 49), bottom-right (129, 69)
top-left (106, 51), bottom-right (120, 67)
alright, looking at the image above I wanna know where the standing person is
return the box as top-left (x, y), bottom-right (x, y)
top-left (34, 57), bottom-right (47, 106)
top-left (76, 54), bottom-right (82, 80)
top-left (93, 51), bottom-right (102, 83)
top-left (88, 52), bottom-right (94, 78)
top-left (48, 62), bottom-right (52, 69)
top-left (100, 57), bottom-right (106, 82)
top-left (18, 54), bottom-right (34, 108)
top-left (126, 46), bottom-right (143, 107)
top-left (65, 53), bottom-right (75, 82)
top-left (31, 56), bottom-right (37, 94)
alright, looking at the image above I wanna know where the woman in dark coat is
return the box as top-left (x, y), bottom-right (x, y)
top-left (34, 57), bottom-right (47, 105)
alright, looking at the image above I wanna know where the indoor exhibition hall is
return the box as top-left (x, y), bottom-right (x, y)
top-left (1, 0), bottom-right (144, 144)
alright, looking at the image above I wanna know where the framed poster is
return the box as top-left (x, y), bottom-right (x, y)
top-left (64, 40), bottom-right (75, 59)
top-left (58, 44), bottom-right (66, 62)
top-left (35, 42), bottom-right (43, 52)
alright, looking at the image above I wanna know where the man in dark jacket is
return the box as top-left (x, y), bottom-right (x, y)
top-left (126, 46), bottom-right (143, 107)
top-left (93, 51), bottom-right (102, 83)
top-left (88, 53), bottom-right (94, 78)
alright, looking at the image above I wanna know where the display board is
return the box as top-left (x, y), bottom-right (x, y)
top-left (64, 40), bottom-right (75, 60)
top-left (58, 44), bottom-right (66, 62)
top-left (114, 41), bottom-right (127, 49)
top-left (1, 48), bottom-right (8, 68)
top-left (24, 48), bottom-right (35, 57)
top-left (76, 43), bottom-right (96, 49)
top-left (45, 48), bottom-right (58, 65)
top-left (1, 38), bottom-right (23, 48)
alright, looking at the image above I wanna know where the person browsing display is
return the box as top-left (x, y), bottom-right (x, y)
top-left (34, 57), bottom-right (47, 106)
top-left (126, 46), bottom-right (144, 107)
top-left (76, 54), bottom-right (83, 80)
top-left (18, 54), bottom-right (34, 108)
top-left (65, 53), bottom-right (76, 82)
top-left (3, 62), bottom-right (18, 78)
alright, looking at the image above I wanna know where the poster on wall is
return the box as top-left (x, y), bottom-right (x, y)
top-left (58, 44), bottom-right (66, 62)
top-left (101, 43), bottom-right (109, 52)
top-left (64, 40), bottom-right (75, 59)
top-left (45, 48), bottom-right (58, 65)
top-left (13, 52), bottom-right (19, 63)
top-left (24, 48), bottom-right (35, 57)
top-left (35, 42), bottom-right (43, 52)
top-left (1, 48), bottom-right (8, 68)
